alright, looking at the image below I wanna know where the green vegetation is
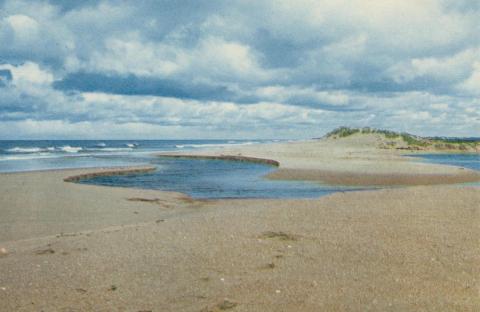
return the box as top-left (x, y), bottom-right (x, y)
top-left (326, 127), bottom-right (397, 138)
top-left (325, 127), bottom-right (361, 137)
top-left (325, 127), bottom-right (479, 151)
top-left (400, 133), bottom-right (428, 147)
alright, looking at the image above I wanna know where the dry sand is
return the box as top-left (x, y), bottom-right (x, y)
top-left (0, 135), bottom-right (479, 311)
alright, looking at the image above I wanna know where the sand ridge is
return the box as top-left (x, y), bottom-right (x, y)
top-left (159, 133), bottom-right (480, 186)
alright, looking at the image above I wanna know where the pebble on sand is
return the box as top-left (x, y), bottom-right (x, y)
top-left (0, 247), bottom-right (8, 257)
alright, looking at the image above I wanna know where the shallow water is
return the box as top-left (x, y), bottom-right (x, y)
top-left (79, 157), bottom-right (366, 199)
top-left (78, 153), bottom-right (480, 199)
top-left (1, 140), bottom-right (478, 199)
top-left (408, 153), bottom-right (479, 171)
top-left (408, 153), bottom-right (480, 187)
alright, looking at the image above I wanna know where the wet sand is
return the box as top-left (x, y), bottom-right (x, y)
top-left (1, 136), bottom-right (479, 311)
top-left (266, 168), bottom-right (480, 186)
top-left (0, 167), bottom-right (197, 242)
top-left (159, 134), bottom-right (480, 186)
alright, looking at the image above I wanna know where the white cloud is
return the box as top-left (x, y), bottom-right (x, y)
top-left (192, 37), bottom-right (270, 82)
top-left (254, 86), bottom-right (351, 108)
top-left (81, 34), bottom-right (272, 85)
top-left (0, 62), bottom-right (54, 86)
top-left (87, 37), bottom-right (184, 77)
top-left (457, 61), bottom-right (480, 95)
top-left (387, 48), bottom-right (480, 84)
top-left (1, 0), bottom-right (479, 138)
top-left (429, 103), bottom-right (450, 111)
top-left (5, 14), bottom-right (40, 41)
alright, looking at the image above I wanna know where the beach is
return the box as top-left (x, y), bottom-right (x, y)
top-left (160, 134), bottom-right (480, 186)
top-left (1, 136), bottom-right (479, 311)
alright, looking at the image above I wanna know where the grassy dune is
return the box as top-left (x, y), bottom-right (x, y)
top-left (325, 127), bottom-right (480, 152)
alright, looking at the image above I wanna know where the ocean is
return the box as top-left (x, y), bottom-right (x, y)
top-left (1, 140), bottom-right (478, 199)
top-left (0, 139), bottom-right (269, 173)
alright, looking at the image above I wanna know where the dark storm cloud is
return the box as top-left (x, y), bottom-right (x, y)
top-left (54, 72), bottom-right (236, 101)
top-left (0, 69), bottom-right (12, 86)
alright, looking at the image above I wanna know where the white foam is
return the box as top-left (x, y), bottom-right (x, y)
top-left (99, 147), bottom-right (132, 152)
top-left (178, 141), bottom-right (259, 149)
top-left (59, 146), bottom-right (83, 153)
top-left (0, 154), bottom-right (59, 161)
top-left (7, 147), bottom-right (44, 153)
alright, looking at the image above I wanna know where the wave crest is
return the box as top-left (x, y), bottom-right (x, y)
top-left (59, 146), bottom-right (83, 153)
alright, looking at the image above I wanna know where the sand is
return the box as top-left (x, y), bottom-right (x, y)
top-left (159, 133), bottom-right (480, 186)
top-left (0, 135), bottom-right (479, 311)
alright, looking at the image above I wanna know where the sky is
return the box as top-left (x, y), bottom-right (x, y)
top-left (0, 0), bottom-right (479, 139)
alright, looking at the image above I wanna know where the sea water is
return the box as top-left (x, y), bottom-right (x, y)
top-left (0, 139), bottom-right (363, 199)
top-left (1, 140), bottom-right (478, 199)
top-left (0, 140), bottom-right (267, 173)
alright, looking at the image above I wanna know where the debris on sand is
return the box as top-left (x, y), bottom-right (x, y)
top-left (35, 247), bottom-right (55, 255)
top-left (260, 262), bottom-right (276, 269)
top-left (127, 198), bottom-right (174, 208)
top-left (202, 298), bottom-right (238, 311)
top-left (260, 231), bottom-right (298, 241)
top-left (128, 197), bottom-right (161, 203)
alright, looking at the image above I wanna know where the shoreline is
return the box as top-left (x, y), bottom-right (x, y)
top-left (0, 139), bottom-right (477, 242)
top-left (63, 166), bottom-right (156, 182)
top-left (157, 154), bottom-right (280, 166)
top-left (1, 138), bottom-right (479, 311)
top-left (158, 137), bottom-right (480, 186)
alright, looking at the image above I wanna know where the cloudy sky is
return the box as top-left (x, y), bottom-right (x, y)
top-left (0, 0), bottom-right (479, 139)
